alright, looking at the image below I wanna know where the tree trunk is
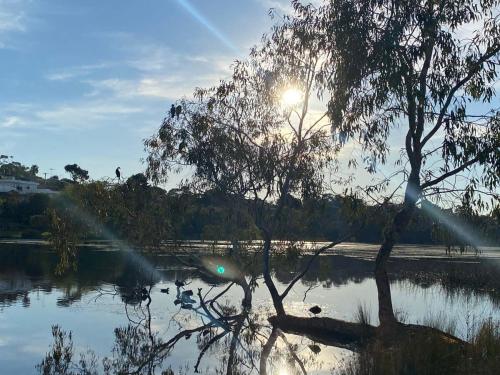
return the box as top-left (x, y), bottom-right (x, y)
top-left (259, 327), bottom-right (279, 375)
top-left (375, 172), bottom-right (421, 324)
top-left (226, 316), bottom-right (245, 375)
top-left (263, 238), bottom-right (286, 316)
top-left (374, 266), bottom-right (397, 325)
top-left (226, 278), bottom-right (253, 375)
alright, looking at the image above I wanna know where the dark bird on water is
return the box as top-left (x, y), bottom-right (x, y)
top-left (170, 104), bottom-right (176, 118)
top-left (160, 288), bottom-right (169, 294)
top-left (308, 344), bottom-right (321, 354)
top-left (175, 280), bottom-right (185, 288)
top-left (115, 167), bottom-right (121, 180)
top-left (309, 305), bottom-right (322, 315)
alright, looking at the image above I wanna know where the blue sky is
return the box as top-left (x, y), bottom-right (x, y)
top-left (0, 0), bottom-right (291, 181)
top-left (2, 0), bottom-right (496, 201)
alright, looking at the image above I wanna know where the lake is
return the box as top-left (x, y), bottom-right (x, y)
top-left (1, 241), bottom-right (499, 374)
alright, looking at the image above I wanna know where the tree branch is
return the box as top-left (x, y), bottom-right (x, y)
top-left (278, 331), bottom-right (307, 375)
top-left (280, 233), bottom-right (351, 301)
top-left (421, 45), bottom-right (500, 147)
top-left (421, 156), bottom-right (479, 189)
top-left (194, 331), bottom-right (228, 373)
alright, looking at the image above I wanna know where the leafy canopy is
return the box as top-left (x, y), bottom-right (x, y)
top-left (284, 0), bottom-right (500, 210)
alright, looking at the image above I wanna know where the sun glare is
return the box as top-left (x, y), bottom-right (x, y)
top-left (281, 88), bottom-right (303, 106)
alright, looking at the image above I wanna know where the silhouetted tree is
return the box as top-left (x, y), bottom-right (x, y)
top-left (64, 164), bottom-right (89, 183)
top-left (144, 23), bottom-right (353, 316)
top-left (0, 158), bottom-right (40, 180)
top-left (280, 0), bottom-right (500, 323)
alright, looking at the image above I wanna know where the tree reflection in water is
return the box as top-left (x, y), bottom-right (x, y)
top-left (37, 252), bottom-right (498, 375)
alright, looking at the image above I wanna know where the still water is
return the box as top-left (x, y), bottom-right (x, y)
top-left (0, 243), bottom-right (499, 374)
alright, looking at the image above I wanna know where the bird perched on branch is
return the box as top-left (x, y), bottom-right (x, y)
top-left (115, 167), bottom-right (121, 181)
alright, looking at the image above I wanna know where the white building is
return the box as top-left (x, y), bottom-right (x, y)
top-left (0, 177), bottom-right (56, 195)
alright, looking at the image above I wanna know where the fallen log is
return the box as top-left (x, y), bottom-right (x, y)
top-left (268, 315), bottom-right (468, 352)
top-left (268, 314), bottom-right (375, 351)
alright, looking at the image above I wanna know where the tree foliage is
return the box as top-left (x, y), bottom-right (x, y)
top-left (144, 22), bottom-right (350, 316)
top-left (284, 0), bottom-right (500, 207)
top-left (145, 26), bottom-right (339, 220)
top-left (0, 156), bottom-right (39, 180)
top-left (275, 0), bottom-right (499, 324)
top-left (64, 164), bottom-right (89, 183)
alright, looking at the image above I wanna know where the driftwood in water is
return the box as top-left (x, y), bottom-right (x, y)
top-left (269, 315), bottom-right (467, 352)
top-left (268, 314), bottom-right (376, 351)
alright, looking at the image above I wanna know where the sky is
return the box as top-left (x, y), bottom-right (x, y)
top-left (1, 0), bottom-right (497, 203)
top-left (0, 0), bottom-right (293, 181)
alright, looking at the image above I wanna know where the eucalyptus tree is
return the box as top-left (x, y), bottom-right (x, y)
top-left (279, 0), bottom-right (500, 323)
top-left (144, 29), bottom-right (346, 316)
top-left (0, 157), bottom-right (40, 180)
top-left (64, 164), bottom-right (90, 183)
top-left (47, 175), bottom-right (172, 274)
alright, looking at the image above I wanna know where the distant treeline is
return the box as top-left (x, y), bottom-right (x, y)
top-left (1, 173), bottom-right (499, 247)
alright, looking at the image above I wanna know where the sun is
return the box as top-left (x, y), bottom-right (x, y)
top-left (281, 88), bottom-right (303, 106)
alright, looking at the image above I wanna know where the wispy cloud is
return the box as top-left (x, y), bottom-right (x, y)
top-left (109, 34), bottom-right (234, 74)
top-left (36, 102), bottom-right (143, 123)
top-left (1, 115), bottom-right (21, 127)
top-left (0, 10), bottom-right (24, 32)
top-left (125, 44), bottom-right (180, 72)
top-left (0, 0), bottom-right (29, 47)
top-left (85, 71), bottom-right (223, 100)
top-left (0, 99), bottom-right (144, 132)
top-left (20, 32), bottom-right (237, 141)
top-left (45, 63), bottom-right (112, 81)
top-left (45, 34), bottom-right (235, 101)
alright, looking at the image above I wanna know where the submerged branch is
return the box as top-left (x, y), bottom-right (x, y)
top-left (280, 234), bottom-right (352, 301)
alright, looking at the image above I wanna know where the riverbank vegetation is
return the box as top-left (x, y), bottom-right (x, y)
top-left (1, 178), bottom-right (499, 246)
top-left (336, 318), bottom-right (500, 375)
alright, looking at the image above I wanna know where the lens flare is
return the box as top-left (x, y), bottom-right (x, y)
top-left (176, 0), bottom-right (238, 53)
top-left (405, 188), bottom-right (482, 251)
top-left (201, 256), bottom-right (242, 280)
top-left (50, 195), bottom-right (161, 279)
top-left (421, 200), bottom-right (482, 249)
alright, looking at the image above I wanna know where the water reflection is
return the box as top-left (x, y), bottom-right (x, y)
top-left (0, 244), bottom-right (499, 374)
top-left (2, 244), bottom-right (500, 310)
